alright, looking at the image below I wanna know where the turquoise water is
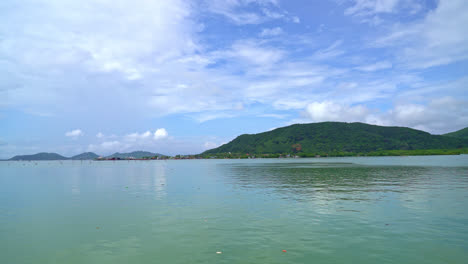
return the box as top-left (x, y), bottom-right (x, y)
top-left (1, 156), bottom-right (468, 263)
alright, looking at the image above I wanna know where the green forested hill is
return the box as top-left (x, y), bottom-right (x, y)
top-left (71, 152), bottom-right (99, 160)
top-left (443, 127), bottom-right (468, 139)
top-left (204, 122), bottom-right (468, 155)
top-left (9, 152), bottom-right (68, 161)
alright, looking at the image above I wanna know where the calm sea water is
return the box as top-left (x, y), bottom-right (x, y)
top-left (1, 156), bottom-right (467, 264)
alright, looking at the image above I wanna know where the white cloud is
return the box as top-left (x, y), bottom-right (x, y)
top-left (355, 61), bottom-right (392, 71)
top-left (206, 0), bottom-right (263, 25)
top-left (65, 129), bottom-right (83, 138)
top-left (85, 128), bottom-right (170, 154)
top-left (154, 128), bottom-right (168, 140)
top-left (345, 0), bottom-right (400, 16)
top-left (206, 0), bottom-right (290, 25)
top-left (300, 97), bottom-right (468, 134)
top-left (304, 101), bottom-right (372, 123)
top-left (259, 27), bottom-right (283, 37)
top-left (373, 0), bottom-right (468, 68)
top-left (3, 0), bottom-right (197, 76)
top-left (192, 112), bottom-right (237, 123)
top-left (388, 97), bottom-right (468, 133)
top-left (258, 113), bottom-right (288, 119)
top-left (125, 131), bottom-right (153, 142)
top-left (273, 99), bottom-right (309, 110)
top-left (229, 40), bottom-right (285, 66)
top-left (311, 40), bottom-right (344, 61)
top-left (0, 0), bottom-right (200, 111)
top-left (123, 129), bottom-right (168, 142)
top-left (96, 132), bottom-right (104, 138)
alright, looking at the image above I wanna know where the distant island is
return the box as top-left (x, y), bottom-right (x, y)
top-left (8, 151), bottom-right (167, 161)
top-left (5, 122), bottom-right (468, 160)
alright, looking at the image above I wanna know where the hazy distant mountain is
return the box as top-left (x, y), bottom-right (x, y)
top-left (9, 152), bottom-right (68, 161)
top-left (444, 127), bottom-right (468, 139)
top-left (204, 122), bottom-right (468, 155)
top-left (106, 151), bottom-right (163, 159)
top-left (71, 152), bottom-right (99, 160)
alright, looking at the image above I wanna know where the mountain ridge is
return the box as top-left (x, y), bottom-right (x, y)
top-left (71, 152), bottom-right (100, 160)
top-left (443, 127), bottom-right (468, 139)
top-left (9, 152), bottom-right (68, 161)
top-left (204, 122), bottom-right (468, 155)
top-left (7, 151), bottom-right (165, 161)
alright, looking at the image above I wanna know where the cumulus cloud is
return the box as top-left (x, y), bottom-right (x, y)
top-left (124, 129), bottom-right (168, 142)
top-left (301, 97), bottom-right (468, 134)
top-left (65, 129), bottom-right (83, 138)
top-left (154, 128), bottom-right (168, 140)
top-left (388, 97), bottom-right (468, 133)
top-left (87, 128), bottom-right (168, 154)
top-left (304, 101), bottom-right (372, 123)
top-left (125, 131), bottom-right (153, 142)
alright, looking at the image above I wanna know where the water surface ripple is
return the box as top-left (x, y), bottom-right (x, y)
top-left (1, 156), bottom-right (467, 263)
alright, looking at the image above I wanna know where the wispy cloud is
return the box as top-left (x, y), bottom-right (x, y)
top-left (373, 0), bottom-right (468, 68)
top-left (345, 0), bottom-right (400, 16)
top-left (206, 0), bottom-right (293, 25)
top-left (259, 27), bottom-right (283, 37)
top-left (355, 61), bottom-right (392, 72)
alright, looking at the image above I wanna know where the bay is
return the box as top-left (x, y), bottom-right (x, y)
top-left (1, 156), bottom-right (467, 263)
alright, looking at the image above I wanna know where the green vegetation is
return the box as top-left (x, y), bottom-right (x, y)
top-left (366, 148), bottom-right (468, 156)
top-left (197, 148), bottom-right (468, 159)
top-left (203, 122), bottom-right (468, 157)
top-left (9, 152), bottom-right (68, 161)
top-left (106, 151), bottom-right (163, 159)
top-left (6, 123), bottom-right (468, 160)
top-left (71, 152), bottom-right (99, 160)
top-left (443, 127), bottom-right (468, 139)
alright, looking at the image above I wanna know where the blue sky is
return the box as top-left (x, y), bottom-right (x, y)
top-left (1, 0), bottom-right (467, 158)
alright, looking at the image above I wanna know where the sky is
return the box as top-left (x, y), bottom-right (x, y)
top-left (1, 0), bottom-right (467, 158)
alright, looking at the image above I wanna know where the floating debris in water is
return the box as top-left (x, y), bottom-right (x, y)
top-left (282, 250), bottom-right (287, 253)
top-left (96, 227), bottom-right (100, 230)
top-left (216, 251), bottom-right (222, 254)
